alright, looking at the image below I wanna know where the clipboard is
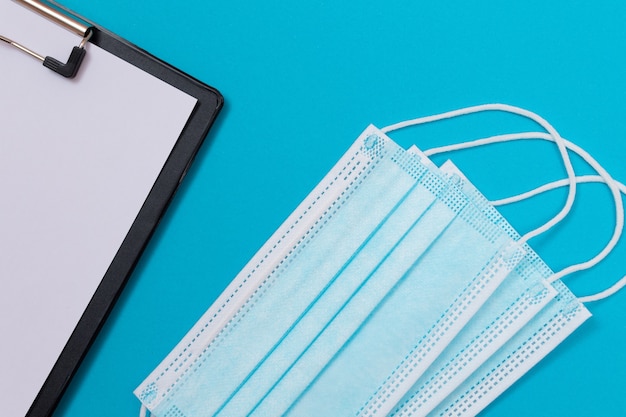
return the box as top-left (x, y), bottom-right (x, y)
top-left (0, 1), bottom-right (223, 416)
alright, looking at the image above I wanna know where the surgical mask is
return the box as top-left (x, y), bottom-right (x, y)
top-left (259, 177), bottom-right (523, 417)
top-left (376, 114), bottom-right (624, 416)
top-left (135, 124), bottom-right (528, 417)
top-left (382, 161), bottom-right (575, 417)
top-left (350, 104), bottom-right (581, 417)
top-left (254, 107), bottom-right (589, 417)
top-left (420, 132), bottom-right (626, 417)
top-left (357, 106), bottom-right (625, 417)
top-left (357, 160), bottom-right (558, 417)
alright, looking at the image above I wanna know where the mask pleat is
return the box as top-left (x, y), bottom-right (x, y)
top-left (215, 182), bottom-right (443, 416)
top-left (245, 192), bottom-right (459, 416)
top-left (277, 198), bottom-right (524, 416)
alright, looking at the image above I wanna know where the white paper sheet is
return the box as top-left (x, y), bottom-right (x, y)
top-left (0, 2), bottom-right (198, 416)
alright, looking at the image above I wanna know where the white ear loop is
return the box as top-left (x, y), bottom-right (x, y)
top-left (424, 132), bottom-right (625, 302)
top-left (491, 175), bottom-right (626, 206)
top-left (381, 104), bottom-right (577, 244)
top-left (491, 173), bottom-right (626, 303)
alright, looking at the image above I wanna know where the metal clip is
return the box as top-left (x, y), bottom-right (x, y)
top-left (1, 30), bottom-right (92, 78)
top-left (1, 0), bottom-right (93, 78)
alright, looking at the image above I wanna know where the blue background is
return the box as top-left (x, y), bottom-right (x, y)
top-left (53, 0), bottom-right (626, 416)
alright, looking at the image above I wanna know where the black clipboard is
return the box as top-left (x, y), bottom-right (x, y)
top-left (1, 2), bottom-right (223, 416)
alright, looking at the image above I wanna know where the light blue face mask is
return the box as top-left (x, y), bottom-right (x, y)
top-left (302, 106), bottom-right (622, 417)
top-left (422, 132), bottom-right (626, 417)
top-left (135, 125), bottom-right (526, 417)
top-left (347, 102), bottom-right (585, 417)
top-left (376, 110), bottom-right (624, 416)
top-left (251, 170), bottom-right (524, 416)
top-left (354, 160), bottom-right (557, 417)
top-left (370, 160), bottom-right (557, 417)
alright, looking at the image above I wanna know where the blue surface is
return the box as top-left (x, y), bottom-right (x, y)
top-left (54, 1), bottom-right (626, 416)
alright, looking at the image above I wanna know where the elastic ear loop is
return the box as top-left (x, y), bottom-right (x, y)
top-left (493, 174), bottom-right (626, 303)
top-left (381, 103), bottom-right (577, 244)
top-left (424, 132), bottom-right (625, 303)
top-left (492, 175), bottom-right (626, 207)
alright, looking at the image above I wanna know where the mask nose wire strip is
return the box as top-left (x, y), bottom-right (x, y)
top-left (381, 103), bottom-right (577, 245)
top-left (425, 132), bottom-right (625, 302)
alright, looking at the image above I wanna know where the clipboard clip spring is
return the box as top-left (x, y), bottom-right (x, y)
top-left (0, 29), bottom-right (92, 79)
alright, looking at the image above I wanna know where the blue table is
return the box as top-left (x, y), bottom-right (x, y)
top-left (55, 1), bottom-right (626, 415)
